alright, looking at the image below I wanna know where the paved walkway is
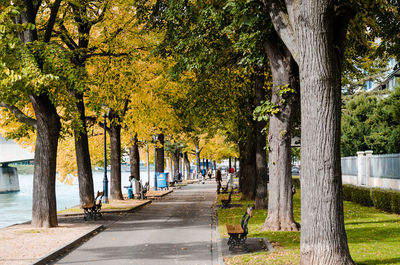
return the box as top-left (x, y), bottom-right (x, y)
top-left (54, 182), bottom-right (221, 265)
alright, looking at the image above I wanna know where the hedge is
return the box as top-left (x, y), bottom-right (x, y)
top-left (292, 178), bottom-right (400, 214)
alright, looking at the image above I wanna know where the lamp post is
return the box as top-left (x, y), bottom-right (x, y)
top-left (152, 135), bottom-right (158, 191)
top-left (102, 104), bottom-right (110, 204)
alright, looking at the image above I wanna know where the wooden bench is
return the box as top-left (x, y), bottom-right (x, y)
top-left (82, 191), bottom-right (104, 221)
top-left (220, 179), bottom-right (231, 193)
top-left (221, 188), bottom-right (233, 208)
top-left (226, 205), bottom-right (254, 252)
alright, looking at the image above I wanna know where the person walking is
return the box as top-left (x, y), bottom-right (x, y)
top-left (215, 167), bottom-right (222, 194)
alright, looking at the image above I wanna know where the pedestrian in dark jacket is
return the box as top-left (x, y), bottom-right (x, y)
top-left (216, 167), bottom-right (222, 194)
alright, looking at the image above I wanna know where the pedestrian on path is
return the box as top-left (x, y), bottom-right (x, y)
top-left (216, 167), bottom-right (222, 194)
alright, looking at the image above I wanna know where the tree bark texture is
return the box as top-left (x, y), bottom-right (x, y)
top-left (73, 92), bottom-right (95, 206)
top-left (297, 8), bottom-right (353, 263)
top-left (265, 0), bottom-right (354, 263)
top-left (254, 67), bottom-right (268, 210)
top-left (184, 152), bottom-right (190, 179)
top-left (155, 134), bottom-right (164, 173)
top-left (172, 147), bottom-right (181, 178)
top-left (30, 94), bottom-right (61, 227)
top-left (130, 134), bottom-right (140, 181)
top-left (262, 36), bottom-right (299, 230)
top-left (238, 125), bottom-right (257, 201)
top-left (109, 123), bottom-right (123, 200)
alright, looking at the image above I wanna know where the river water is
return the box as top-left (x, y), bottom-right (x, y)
top-left (0, 170), bottom-right (155, 228)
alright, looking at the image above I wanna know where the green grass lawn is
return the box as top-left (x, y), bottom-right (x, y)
top-left (218, 190), bottom-right (400, 265)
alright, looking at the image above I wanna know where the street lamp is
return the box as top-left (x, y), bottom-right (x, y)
top-left (102, 104), bottom-right (110, 204)
top-left (152, 135), bottom-right (158, 191)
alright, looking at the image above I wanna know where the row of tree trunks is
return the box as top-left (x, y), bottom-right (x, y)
top-left (262, 36), bottom-right (300, 231)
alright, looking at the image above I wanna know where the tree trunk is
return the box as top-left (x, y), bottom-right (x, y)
top-left (18, 5), bottom-right (61, 228)
top-left (238, 126), bottom-right (257, 201)
top-left (130, 134), bottom-right (140, 194)
top-left (73, 92), bottom-right (95, 206)
top-left (234, 158), bottom-right (237, 172)
top-left (254, 67), bottom-right (268, 210)
top-left (172, 148), bottom-right (180, 179)
top-left (155, 134), bottom-right (164, 173)
top-left (184, 153), bottom-right (190, 179)
top-left (130, 134), bottom-right (140, 181)
top-left (213, 160), bottom-right (216, 171)
top-left (206, 159), bottom-right (209, 170)
top-left (298, 23), bottom-right (353, 265)
top-left (262, 36), bottom-right (300, 230)
top-left (30, 94), bottom-right (61, 228)
top-left (228, 157), bottom-right (231, 171)
top-left (109, 124), bottom-right (123, 200)
top-left (195, 142), bottom-right (201, 174)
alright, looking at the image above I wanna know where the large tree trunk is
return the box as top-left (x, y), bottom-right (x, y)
top-left (298, 26), bottom-right (353, 265)
top-left (294, 3), bottom-right (354, 264)
top-left (262, 36), bottom-right (300, 231)
top-left (130, 134), bottom-right (140, 194)
top-left (238, 126), bottom-right (257, 201)
top-left (30, 94), bottom-right (61, 228)
top-left (73, 92), bottom-right (95, 206)
top-left (254, 67), bottom-right (268, 210)
top-left (263, 1), bottom-right (355, 263)
top-left (109, 123), bottom-right (123, 200)
top-left (155, 134), bottom-right (164, 173)
top-left (18, 3), bottom-right (61, 228)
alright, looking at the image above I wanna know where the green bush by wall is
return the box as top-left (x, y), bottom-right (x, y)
top-left (292, 178), bottom-right (400, 214)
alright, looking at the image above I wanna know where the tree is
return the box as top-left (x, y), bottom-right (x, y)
top-left (0, 1), bottom-right (82, 227)
top-left (263, 0), bottom-right (355, 263)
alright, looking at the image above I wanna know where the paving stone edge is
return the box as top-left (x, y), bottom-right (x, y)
top-left (30, 224), bottom-right (104, 265)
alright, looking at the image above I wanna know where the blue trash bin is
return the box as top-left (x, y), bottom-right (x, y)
top-left (157, 173), bottom-right (168, 189)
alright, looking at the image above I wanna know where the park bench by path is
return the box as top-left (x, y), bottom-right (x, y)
top-left (221, 188), bottom-right (233, 208)
top-left (226, 205), bottom-right (254, 252)
top-left (82, 191), bottom-right (104, 221)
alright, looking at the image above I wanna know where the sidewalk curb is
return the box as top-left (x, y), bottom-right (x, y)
top-left (58, 200), bottom-right (152, 218)
top-left (31, 224), bottom-right (104, 265)
top-left (215, 200), bottom-right (225, 265)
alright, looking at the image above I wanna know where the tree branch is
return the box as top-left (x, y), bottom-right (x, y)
top-left (0, 102), bottom-right (37, 129)
top-left (86, 116), bottom-right (111, 133)
top-left (44, 0), bottom-right (62, 43)
top-left (263, 0), bottom-right (297, 58)
top-left (56, 24), bottom-right (78, 50)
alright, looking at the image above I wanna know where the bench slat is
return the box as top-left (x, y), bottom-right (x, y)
top-left (226, 224), bottom-right (244, 234)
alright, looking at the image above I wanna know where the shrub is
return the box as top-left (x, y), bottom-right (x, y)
top-left (342, 184), bottom-right (400, 214)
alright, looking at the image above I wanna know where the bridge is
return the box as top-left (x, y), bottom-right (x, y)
top-left (0, 135), bottom-right (34, 193)
top-left (0, 135), bottom-right (34, 165)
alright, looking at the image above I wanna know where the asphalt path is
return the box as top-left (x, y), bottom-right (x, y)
top-left (55, 182), bottom-right (221, 265)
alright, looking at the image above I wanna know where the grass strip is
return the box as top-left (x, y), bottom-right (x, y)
top-left (218, 189), bottom-right (400, 265)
